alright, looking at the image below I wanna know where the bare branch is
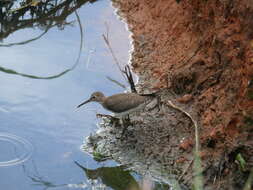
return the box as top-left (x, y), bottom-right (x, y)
top-left (106, 76), bottom-right (126, 89)
top-left (102, 33), bottom-right (127, 82)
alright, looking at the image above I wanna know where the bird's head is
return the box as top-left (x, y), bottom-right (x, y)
top-left (77, 91), bottom-right (105, 108)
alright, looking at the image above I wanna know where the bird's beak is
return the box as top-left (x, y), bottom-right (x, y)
top-left (77, 99), bottom-right (91, 108)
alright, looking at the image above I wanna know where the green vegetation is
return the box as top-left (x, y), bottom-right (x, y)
top-left (92, 151), bottom-right (110, 162)
top-left (192, 151), bottom-right (204, 190)
top-left (247, 89), bottom-right (253, 100)
top-left (243, 168), bottom-right (253, 190)
top-left (236, 153), bottom-right (247, 172)
top-left (244, 116), bottom-right (253, 126)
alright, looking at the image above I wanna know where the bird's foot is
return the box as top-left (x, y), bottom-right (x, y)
top-left (119, 115), bottom-right (131, 138)
top-left (120, 124), bottom-right (129, 139)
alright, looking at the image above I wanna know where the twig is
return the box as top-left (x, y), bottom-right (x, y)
top-left (167, 100), bottom-right (200, 153)
top-left (106, 76), bottom-right (126, 89)
top-left (167, 100), bottom-right (203, 189)
top-left (102, 34), bottom-right (127, 82)
top-left (102, 26), bottom-right (137, 92)
top-left (178, 159), bottom-right (194, 181)
top-left (123, 65), bottom-right (137, 93)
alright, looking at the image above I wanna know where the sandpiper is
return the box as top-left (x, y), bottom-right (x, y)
top-left (77, 91), bottom-right (153, 116)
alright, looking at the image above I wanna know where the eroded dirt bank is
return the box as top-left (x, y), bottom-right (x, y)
top-left (111, 0), bottom-right (253, 189)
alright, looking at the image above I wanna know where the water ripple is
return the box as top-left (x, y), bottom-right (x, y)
top-left (0, 133), bottom-right (33, 167)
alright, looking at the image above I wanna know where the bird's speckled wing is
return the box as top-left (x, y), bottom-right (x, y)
top-left (102, 93), bottom-right (150, 113)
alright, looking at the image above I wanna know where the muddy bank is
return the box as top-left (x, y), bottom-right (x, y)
top-left (110, 0), bottom-right (253, 189)
top-left (83, 90), bottom-right (193, 189)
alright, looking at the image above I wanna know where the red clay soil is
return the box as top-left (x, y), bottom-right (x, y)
top-left (112, 0), bottom-right (253, 189)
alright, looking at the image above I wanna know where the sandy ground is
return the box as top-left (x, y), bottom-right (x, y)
top-left (111, 0), bottom-right (253, 189)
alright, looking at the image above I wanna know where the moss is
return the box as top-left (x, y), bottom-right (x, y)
top-left (92, 151), bottom-right (109, 162)
top-left (247, 89), bottom-right (253, 100)
top-left (235, 153), bottom-right (246, 172)
top-left (247, 77), bottom-right (253, 100)
top-left (244, 116), bottom-right (253, 126)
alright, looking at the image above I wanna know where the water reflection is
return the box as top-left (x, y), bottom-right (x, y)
top-left (0, 1), bottom-right (85, 79)
top-left (0, 0), bottom-right (98, 40)
top-left (0, 0), bottom-right (132, 189)
top-left (21, 159), bottom-right (170, 190)
top-left (75, 161), bottom-right (141, 190)
top-left (0, 133), bottom-right (33, 166)
top-left (22, 160), bottom-right (87, 189)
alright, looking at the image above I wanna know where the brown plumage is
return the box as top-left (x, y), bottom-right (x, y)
top-left (77, 91), bottom-right (152, 115)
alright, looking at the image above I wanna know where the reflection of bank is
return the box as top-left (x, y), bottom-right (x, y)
top-left (75, 161), bottom-right (170, 190)
top-left (0, 0), bottom-right (98, 40)
top-left (21, 158), bottom-right (141, 190)
top-left (0, 0), bottom-right (97, 80)
top-left (21, 159), bottom-right (95, 189)
top-left (75, 161), bottom-right (141, 190)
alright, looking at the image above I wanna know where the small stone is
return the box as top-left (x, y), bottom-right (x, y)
top-left (179, 139), bottom-right (193, 150)
top-left (177, 94), bottom-right (193, 103)
top-left (176, 157), bottom-right (188, 164)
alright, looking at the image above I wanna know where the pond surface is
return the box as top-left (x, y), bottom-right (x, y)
top-left (0, 0), bottom-right (152, 189)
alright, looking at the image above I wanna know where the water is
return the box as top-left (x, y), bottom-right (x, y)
top-left (0, 133), bottom-right (33, 167)
top-left (0, 0), bottom-right (141, 189)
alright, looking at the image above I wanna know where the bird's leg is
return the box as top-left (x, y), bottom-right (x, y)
top-left (122, 114), bottom-right (131, 125)
top-left (120, 115), bottom-right (131, 138)
top-left (156, 96), bottom-right (162, 112)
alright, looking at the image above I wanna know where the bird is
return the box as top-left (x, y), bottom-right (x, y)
top-left (77, 91), bottom-right (154, 116)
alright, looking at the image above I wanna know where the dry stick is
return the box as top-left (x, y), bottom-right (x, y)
top-left (106, 76), bottom-right (126, 89)
top-left (123, 65), bottom-right (137, 93)
top-left (167, 101), bottom-right (200, 151)
top-left (168, 100), bottom-right (202, 185)
top-left (177, 105), bottom-right (203, 189)
top-left (169, 45), bottom-right (204, 189)
top-left (102, 25), bottom-right (137, 91)
top-left (102, 34), bottom-right (128, 83)
top-left (178, 159), bottom-right (194, 181)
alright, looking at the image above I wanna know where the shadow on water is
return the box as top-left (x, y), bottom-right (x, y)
top-left (21, 159), bottom-right (148, 190)
top-left (75, 161), bottom-right (141, 190)
top-left (0, 0), bottom-right (96, 79)
top-left (21, 160), bottom-right (81, 190)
